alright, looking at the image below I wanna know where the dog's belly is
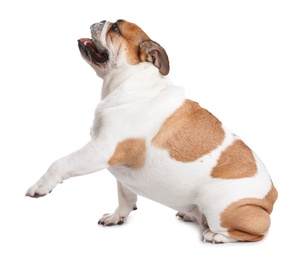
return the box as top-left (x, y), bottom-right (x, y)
top-left (109, 163), bottom-right (204, 211)
top-left (108, 140), bottom-right (273, 213)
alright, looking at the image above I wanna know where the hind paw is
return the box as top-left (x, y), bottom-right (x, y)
top-left (202, 229), bottom-right (238, 244)
top-left (176, 212), bottom-right (196, 222)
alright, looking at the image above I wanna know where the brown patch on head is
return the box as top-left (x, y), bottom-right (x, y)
top-left (220, 184), bottom-right (278, 241)
top-left (106, 20), bottom-right (150, 64)
top-left (151, 100), bottom-right (225, 162)
top-left (210, 140), bottom-right (257, 179)
top-left (109, 138), bottom-right (146, 169)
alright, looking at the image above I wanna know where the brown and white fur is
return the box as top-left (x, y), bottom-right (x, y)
top-left (26, 19), bottom-right (278, 243)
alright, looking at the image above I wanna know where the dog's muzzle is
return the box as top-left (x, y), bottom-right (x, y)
top-left (78, 21), bottom-right (108, 64)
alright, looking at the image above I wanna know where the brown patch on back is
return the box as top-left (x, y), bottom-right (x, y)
top-left (221, 184), bottom-right (278, 241)
top-left (151, 100), bottom-right (225, 162)
top-left (210, 140), bottom-right (257, 179)
top-left (109, 138), bottom-right (146, 169)
top-left (107, 20), bottom-right (150, 64)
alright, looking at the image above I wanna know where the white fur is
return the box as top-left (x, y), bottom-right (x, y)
top-left (26, 20), bottom-right (274, 244)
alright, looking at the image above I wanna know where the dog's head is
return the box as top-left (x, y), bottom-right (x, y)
top-left (78, 20), bottom-right (169, 78)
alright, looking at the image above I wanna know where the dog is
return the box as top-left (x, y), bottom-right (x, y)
top-left (26, 19), bottom-right (278, 243)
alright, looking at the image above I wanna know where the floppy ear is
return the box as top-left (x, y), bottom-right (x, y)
top-left (139, 40), bottom-right (170, 75)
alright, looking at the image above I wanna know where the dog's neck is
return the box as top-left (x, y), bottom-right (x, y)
top-left (100, 63), bottom-right (171, 101)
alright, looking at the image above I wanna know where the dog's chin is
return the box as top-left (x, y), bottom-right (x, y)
top-left (78, 38), bottom-right (109, 64)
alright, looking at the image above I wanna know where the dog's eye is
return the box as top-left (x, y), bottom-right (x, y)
top-left (111, 22), bottom-right (120, 34)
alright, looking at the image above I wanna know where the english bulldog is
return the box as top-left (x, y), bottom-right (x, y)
top-left (26, 19), bottom-right (278, 243)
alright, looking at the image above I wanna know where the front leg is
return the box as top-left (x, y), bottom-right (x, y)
top-left (99, 181), bottom-right (137, 226)
top-left (26, 142), bottom-right (107, 198)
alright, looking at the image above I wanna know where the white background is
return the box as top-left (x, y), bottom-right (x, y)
top-left (1, 0), bottom-right (300, 259)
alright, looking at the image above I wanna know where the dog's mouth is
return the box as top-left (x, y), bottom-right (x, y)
top-left (78, 38), bottom-right (109, 64)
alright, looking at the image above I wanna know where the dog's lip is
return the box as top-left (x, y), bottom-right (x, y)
top-left (78, 38), bottom-right (109, 63)
top-left (78, 38), bottom-right (99, 53)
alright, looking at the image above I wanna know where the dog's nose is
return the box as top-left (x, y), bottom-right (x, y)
top-left (100, 20), bottom-right (106, 23)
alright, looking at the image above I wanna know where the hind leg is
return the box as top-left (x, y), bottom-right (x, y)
top-left (201, 203), bottom-right (271, 243)
top-left (174, 206), bottom-right (230, 243)
top-left (174, 206), bottom-right (236, 243)
top-left (219, 203), bottom-right (271, 242)
top-left (191, 211), bottom-right (241, 243)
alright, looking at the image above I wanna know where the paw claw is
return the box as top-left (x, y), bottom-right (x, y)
top-left (117, 217), bottom-right (125, 225)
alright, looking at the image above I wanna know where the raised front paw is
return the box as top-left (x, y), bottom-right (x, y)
top-left (98, 213), bottom-right (127, 226)
top-left (25, 183), bottom-right (53, 198)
